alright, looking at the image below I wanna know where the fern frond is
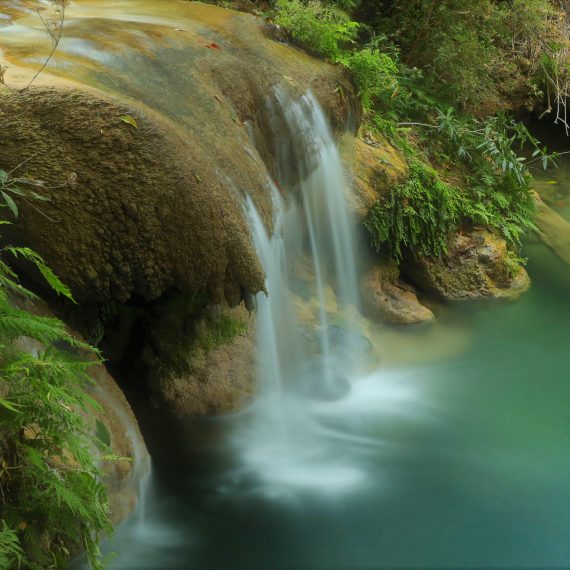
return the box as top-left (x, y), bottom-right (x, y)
top-left (5, 247), bottom-right (75, 302)
top-left (0, 521), bottom-right (25, 568)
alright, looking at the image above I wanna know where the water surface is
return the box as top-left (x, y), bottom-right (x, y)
top-left (100, 230), bottom-right (570, 569)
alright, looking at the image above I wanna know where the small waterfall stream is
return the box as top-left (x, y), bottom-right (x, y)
top-left (229, 90), bottom-right (374, 495)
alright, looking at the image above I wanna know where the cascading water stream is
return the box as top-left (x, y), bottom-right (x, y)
top-left (277, 90), bottom-right (360, 311)
top-left (266, 90), bottom-right (362, 385)
top-left (230, 90), bottom-right (376, 495)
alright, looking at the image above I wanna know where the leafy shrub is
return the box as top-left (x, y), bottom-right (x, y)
top-left (328, 0), bottom-right (360, 12)
top-left (273, 0), bottom-right (359, 60)
top-left (365, 107), bottom-right (541, 262)
top-left (430, 21), bottom-right (504, 112)
top-left (353, 0), bottom-right (564, 115)
top-left (434, 108), bottom-right (540, 245)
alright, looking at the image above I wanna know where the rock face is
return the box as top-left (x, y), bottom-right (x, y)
top-left (349, 137), bottom-right (408, 222)
top-left (87, 363), bottom-right (150, 525)
top-left (0, 1), bottom-right (358, 416)
top-left (139, 297), bottom-right (256, 415)
top-left (1, 88), bottom-right (265, 306)
top-left (0, 0), bottom-right (356, 306)
top-left (405, 229), bottom-right (531, 300)
top-left (360, 262), bottom-right (434, 324)
top-left (14, 298), bottom-right (149, 525)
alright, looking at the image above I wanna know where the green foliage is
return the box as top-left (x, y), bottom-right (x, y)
top-left (260, 0), bottom-right (553, 259)
top-left (365, 160), bottom-right (463, 261)
top-left (6, 247), bottom-right (75, 302)
top-left (433, 108), bottom-right (540, 245)
top-left (0, 169), bottom-right (51, 220)
top-left (435, 108), bottom-right (554, 183)
top-left (273, 0), bottom-right (359, 60)
top-left (0, 522), bottom-right (24, 568)
top-left (355, 0), bottom-right (561, 114)
top-left (0, 184), bottom-right (111, 568)
top-left (327, 0), bottom-right (360, 13)
top-left (341, 44), bottom-right (398, 112)
top-left (430, 20), bottom-right (503, 112)
top-left (365, 109), bottom-right (541, 261)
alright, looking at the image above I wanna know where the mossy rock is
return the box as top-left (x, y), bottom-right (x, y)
top-left (405, 229), bottom-right (531, 301)
top-left (348, 136), bottom-right (409, 222)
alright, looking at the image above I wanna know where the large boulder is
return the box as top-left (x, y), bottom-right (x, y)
top-left (405, 229), bottom-right (531, 300)
top-left (139, 297), bottom-right (256, 415)
top-left (360, 261), bottom-right (434, 324)
top-left (0, 0), bottom-right (356, 306)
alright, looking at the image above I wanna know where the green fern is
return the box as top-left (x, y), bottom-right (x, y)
top-left (365, 159), bottom-right (464, 261)
top-left (5, 246), bottom-right (75, 302)
top-left (0, 522), bottom-right (24, 568)
top-left (0, 213), bottom-right (111, 568)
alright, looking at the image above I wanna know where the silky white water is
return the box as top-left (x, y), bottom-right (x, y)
top-left (226, 90), bottom-right (393, 496)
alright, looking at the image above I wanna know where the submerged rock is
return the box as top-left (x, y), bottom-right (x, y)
top-left (308, 374), bottom-right (351, 402)
top-left (325, 324), bottom-right (374, 355)
top-left (360, 262), bottom-right (434, 324)
top-left (302, 358), bottom-right (352, 401)
top-left (405, 229), bottom-right (531, 300)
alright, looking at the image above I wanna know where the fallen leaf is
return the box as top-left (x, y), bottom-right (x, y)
top-left (194, 173), bottom-right (203, 182)
top-left (546, 180), bottom-right (559, 184)
top-left (214, 95), bottom-right (223, 104)
top-left (206, 42), bottom-right (221, 50)
top-left (119, 115), bottom-right (138, 129)
top-left (283, 75), bottom-right (294, 83)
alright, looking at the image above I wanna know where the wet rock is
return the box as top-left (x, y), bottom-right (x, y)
top-left (533, 192), bottom-right (570, 266)
top-left (88, 363), bottom-right (150, 525)
top-left (360, 262), bottom-right (434, 324)
top-left (348, 137), bottom-right (409, 222)
top-left (405, 229), bottom-right (531, 300)
top-left (141, 297), bottom-right (256, 416)
top-left (325, 325), bottom-right (374, 355)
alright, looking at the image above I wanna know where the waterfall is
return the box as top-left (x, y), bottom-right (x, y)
top-left (232, 90), bottom-right (369, 495)
top-left (251, 89), bottom-right (363, 398)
